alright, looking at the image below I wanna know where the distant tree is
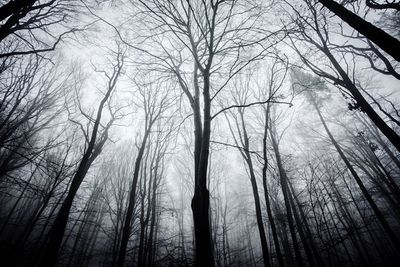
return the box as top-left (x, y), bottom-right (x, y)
top-left (291, 68), bottom-right (400, 256)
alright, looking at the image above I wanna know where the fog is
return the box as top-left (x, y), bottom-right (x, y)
top-left (0, 1), bottom-right (399, 266)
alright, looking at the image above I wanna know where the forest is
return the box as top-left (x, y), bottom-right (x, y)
top-left (0, 0), bottom-right (399, 266)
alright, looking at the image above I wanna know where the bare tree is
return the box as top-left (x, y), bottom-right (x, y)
top-left (0, 0), bottom-right (81, 59)
top-left (39, 45), bottom-right (125, 266)
top-left (316, 0), bottom-right (400, 61)
top-left (130, 1), bottom-right (285, 265)
top-left (284, 0), bottom-right (400, 152)
top-left (116, 75), bottom-right (174, 267)
top-left (0, 55), bottom-right (68, 180)
top-left (291, 68), bottom-right (400, 255)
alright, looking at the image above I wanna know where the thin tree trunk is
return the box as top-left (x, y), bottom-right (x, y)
top-left (289, 182), bottom-right (325, 266)
top-left (313, 99), bottom-right (400, 254)
top-left (287, 183), bottom-right (316, 267)
top-left (230, 108), bottom-right (272, 267)
top-left (116, 131), bottom-right (150, 267)
top-left (270, 125), bottom-right (304, 267)
top-left (262, 107), bottom-right (285, 267)
top-left (38, 57), bottom-right (122, 266)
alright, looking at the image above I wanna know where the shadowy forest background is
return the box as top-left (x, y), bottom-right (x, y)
top-left (0, 0), bottom-right (400, 266)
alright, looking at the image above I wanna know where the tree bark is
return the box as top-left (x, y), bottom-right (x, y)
top-left (318, 0), bottom-right (400, 61)
top-left (191, 70), bottom-right (214, 267)
top-left (321, 45), bottom-right (400, 152)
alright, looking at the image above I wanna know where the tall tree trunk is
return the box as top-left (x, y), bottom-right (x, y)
top-left (318, 0), bottom-right (400, 61)
top-left (231, 109), bottom-right (272, 267)
top-left (116, 131), bottom-right (150, 267)
top-left (146, 166), bottom-right (158, 267)
top-left (246, 157), bottom-right (272, 267)
top-left (38, 56), bottom-right (121, 266)
top-left (320, 43), bottom-right (400, 152)
top-left (138, 149), bottom-right (150, 267)
top-left (38, 151), bottom-right (98, 266)
top-left (261, 107), bottom-right (284, 267)
top-left (191, 70), bottom-right (214, 267)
